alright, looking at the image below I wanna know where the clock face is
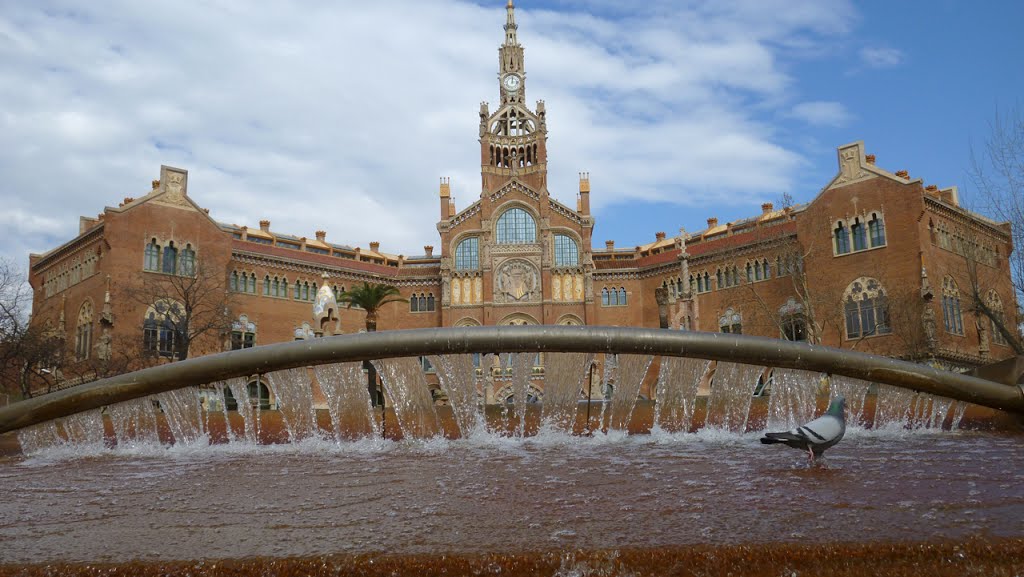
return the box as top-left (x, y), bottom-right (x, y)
top-left (503, 74), bottom-right (521, 92)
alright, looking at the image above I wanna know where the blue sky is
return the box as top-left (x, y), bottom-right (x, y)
top-left (1, 0), bottom-right (1022, 267)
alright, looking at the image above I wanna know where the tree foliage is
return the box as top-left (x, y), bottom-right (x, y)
top-left (336, 282), bottom-right (406, 332)
top-left (126, 257), bottom-right (235, 361)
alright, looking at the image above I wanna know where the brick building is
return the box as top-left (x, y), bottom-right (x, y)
top-left (26, 2), bottom-right (1019, 402)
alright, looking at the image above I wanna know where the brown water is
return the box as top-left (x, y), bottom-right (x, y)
top-left (1, 428), bottom-right (1022, 573)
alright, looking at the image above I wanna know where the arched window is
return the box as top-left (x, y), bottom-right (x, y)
top-left (553, 234), bottom-right (579, 267)
top-left (75, 301), bottom-right (93, 361)
top-left (868, 213), bottom-right (886, 247)
top-left (834, 222), bottom-right (850, 255)
top-left (180, 244), bottom-right (196, 276)
top-left (618, 287), bottom-right (627, 305)
top-left (418, 294), bottom-right (427, 311)
top-left (716, 269), bottom-right (723, 289)
top-left (231, 314), bottom-right (257, 350)
top-left (778, 298), bottom-right (806, 341)
top-left (142, 300), bottom-right (184, 359)
top-left (987, 291), bottom-right (1008, 346)
top-left (427, 293), bottom-right (435, 311)
top-left (411, 293), bottom-right (420, 312)
top-left (601, 287), bottom-right (610, 306)
top-left (495, 208), bottom-right (537, 244)
top-left (249, 381), bottom-right (271, 410)
top-left (851, 218), bottom-right (867, 251)
top-left (746, 262), bottom-right (754, 283)
top-left (162, 241), bottom-right (177, 274)
top-left (455, 237), bottom-right (479, 270)
top-left (144, 239), bottom-right (160, 271)
top-left (719, 308), bottom-right (742, 334)
top-left (703, 271), bottom-right (711, 292)
top-left (263, 275), bottom-right (270, 295)
top-left (230, 271), bottom-right (239, 292)
top-left (272, 277), bottom-right (280, 297)
top-left (762, 259), bottom-right (771, 280)
top-left (844, 277), bottom-right (892, 339)
top-left (248, 273), bottom-right (256, 294)
top-left (941, 276), bottom-right (964, 335)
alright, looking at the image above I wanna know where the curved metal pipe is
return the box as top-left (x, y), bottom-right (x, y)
top-left (1, 325), bottom-right (1022, 434)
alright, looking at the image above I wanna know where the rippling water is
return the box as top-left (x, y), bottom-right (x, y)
top-left (1, 428), bottom-right (1022, 565)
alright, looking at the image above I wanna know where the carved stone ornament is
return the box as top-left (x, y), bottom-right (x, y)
top-left (156, 167), bottom-right (191, 208)
top-left (833, 144), bottom-right (871, 187)
top-left (494, 259), bottom-right (540, 303)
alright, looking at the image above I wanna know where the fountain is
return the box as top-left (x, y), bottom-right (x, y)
top-left (0, 326), bottom-right (1022, 576)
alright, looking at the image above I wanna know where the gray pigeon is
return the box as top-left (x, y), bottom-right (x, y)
top-left (760, 396), bottom-right (846, 461)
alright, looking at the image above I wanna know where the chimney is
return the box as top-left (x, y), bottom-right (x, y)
top-left (655, 231), bottom-right (666, 242)
top-left (578, 172), bottom-right (591, 214)
top-left (369, 241), bottom-right (380, 253)
top-left (707, 217), bottom-right (718, 229)
top-left (424, 245), bottom-right (434, 257)
top-left (315, 230), bottom-right (326, 242)
top-left (761, 202), bottom-right (774, 214)
top-left (439, 177), bottom-right (451, 219)
top-left (605, 240), bottom-right (615, 251)
top-left (895, 170), bottom-right (909, 180)
top-left (865, 154), bottom-right (876, 165)
top-left (259, 219), bottom-right (270, 232)
top-left (940, 186), bottom-right (960, 207)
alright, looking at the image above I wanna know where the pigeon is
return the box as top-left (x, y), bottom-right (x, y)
top-left (760, 396), bottom-right (846, 461)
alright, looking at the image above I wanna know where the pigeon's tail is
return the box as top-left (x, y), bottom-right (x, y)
top-left (760, 431), bottom-right (803, 445)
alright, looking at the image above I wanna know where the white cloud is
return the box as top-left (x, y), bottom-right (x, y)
top-left (0, 0), bottom-right (857, 269)
top-left (790, 101), bottom-right (852, 127)
top-left (860, 46), bottom-right (904, 68)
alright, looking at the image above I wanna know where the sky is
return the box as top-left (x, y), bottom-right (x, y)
top-left (1, 0), bottom-right (1022, 270)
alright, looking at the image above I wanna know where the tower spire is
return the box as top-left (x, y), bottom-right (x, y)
top-left (504, 0), bottom-right (518, 46)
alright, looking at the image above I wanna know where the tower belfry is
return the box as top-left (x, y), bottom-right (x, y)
top-left (480, 0), bottom-right (548, 194)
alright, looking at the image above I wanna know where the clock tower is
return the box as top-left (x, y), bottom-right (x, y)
top-left (479, 0), bottom-right (548, 194)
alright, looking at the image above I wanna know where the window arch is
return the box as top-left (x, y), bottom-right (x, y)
top-left (161, 241), bottom-right (178, 274)
top-left (495, 207), bottom-right (536, 244)
top-left (851, 218), bottom-right (867, 251)
top-left (843, 277), bottom-right (891, 339)
top-left (719, 308), bottom-right (742, 334)
top-left (553, 234), bottom-right (579, 267)
top-left (180, 244), bottom-right (196, 276)
top-left (142, 300), bottom-right (184, 359)
top-left (834, 222), bottom-right (850, 255)
top-left (247, 273), bottom-right (256, 294)
top-left (987, 291), bottom-right (1008, 346)
top-left (144, 239), bottom-right (160, 271)
top-left (231, 314), bottom-right (257, 350)
top-left (75, 301), bottom-right (93, 361)
top-left (778, 297), bottom-right (806, 341)
top-left (868, 213), bottom-right (886, 247)
top-left (410, 293), bottom-right (436, 312)
top-left (941, 276), bottom-right (964, 335)
top-left (455, 237), bottom-right (479, 270)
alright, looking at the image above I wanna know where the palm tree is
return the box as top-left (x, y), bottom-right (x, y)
top-left (336, 282), bottom-right (407, 409)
